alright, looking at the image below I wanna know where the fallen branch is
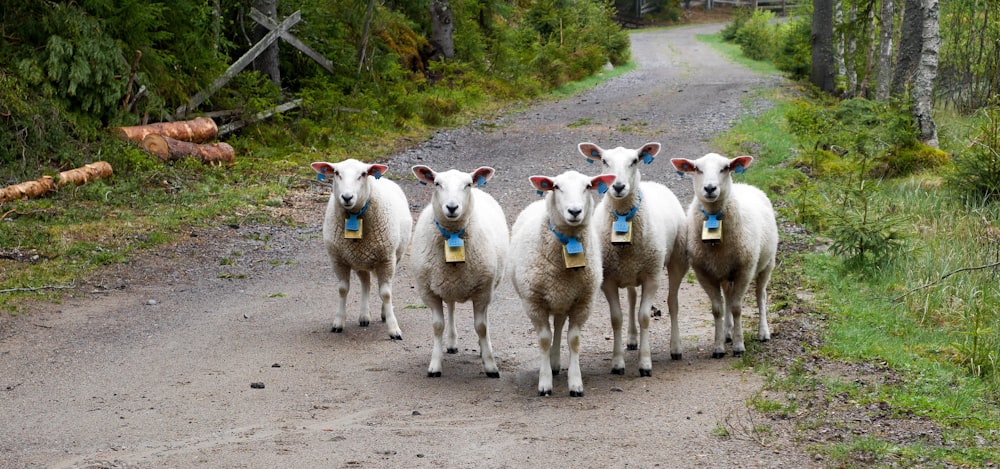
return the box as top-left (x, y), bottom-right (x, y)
top-left (892, 261), bottom-right (1000, 301)
top-left (0, 162), bottom-right (113, 204)
top-left (117, 116), bottom-right (218, 144)
top-left (142, 134), bottom-right (235, 165)
top-left (218, 99), bottom-right (302, 136)
top-left (0, 284), bottom-right (76, 294)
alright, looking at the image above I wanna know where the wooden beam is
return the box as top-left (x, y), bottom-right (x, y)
top-left (218, 98), bottom-right (303, 136)
top-left (175, 10), bottom-right (302, 118)
top-left (249, 8), bottom-right (335, 74)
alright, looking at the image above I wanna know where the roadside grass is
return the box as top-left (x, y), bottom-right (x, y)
top-left (711, 67), bottom-right (1000, 466)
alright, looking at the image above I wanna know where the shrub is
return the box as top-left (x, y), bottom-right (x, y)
top-left (773, 15), bottom-right (812, 80)
top-left (734, 9), bottom-right (777, 62)
top-left (946, 106), bottom-right (1000, 205)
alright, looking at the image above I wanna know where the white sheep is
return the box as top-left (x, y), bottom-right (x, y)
top-left (509, 170), bottom-right (616, 397)
top-left (310, 159), bottom-right (413, 340)
top-left (410, 165), bottom-right (508, 378)
top-left (670, 153), bottom-right (778, 358)
top-left (579, 142), bottom-right (689, 377)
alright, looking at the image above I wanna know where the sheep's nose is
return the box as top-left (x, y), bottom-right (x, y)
top-left (703, 185), bottom-right (717, 196)
top-left (341, 194), bottom-right (354, 204)
top-left (568, 208), bottom-right (582, 218)
top-left (445, 203), bottom-right (459, 215)
top-left (612, 182), bottom-right (626, 193)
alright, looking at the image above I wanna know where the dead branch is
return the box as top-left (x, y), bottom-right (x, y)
top-left (892, 261), bottom-right (1000, 301)
top-left (0, 284), bottom-right (76, 294)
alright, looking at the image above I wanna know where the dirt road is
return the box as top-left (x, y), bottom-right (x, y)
top-left (1, 23), bottom-right (811, 468)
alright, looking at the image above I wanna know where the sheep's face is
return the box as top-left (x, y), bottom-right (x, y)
top-left (670, 153), bottom-right (753, 205)
top-left (530, 171), bottom-right (617, 227)
top-left (412, 165), bottom-right (496, 222)
top-left (311, 159), bottom-right (388, 211)
top-left (579, 142), bottom-right (660, 200)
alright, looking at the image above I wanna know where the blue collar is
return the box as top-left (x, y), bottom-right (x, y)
top-left (435, 220), bottom-right (465, 248)
top-left (345, 200), bottom-right (370, 232)
top-left (549, 222), bottom-right (583, 254)
top-left (612, 191), bottom-right (642, 233)
top-left (700, 207), bottom-right (723, 230)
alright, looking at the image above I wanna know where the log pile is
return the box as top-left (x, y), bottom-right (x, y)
top-left (116, 117), bottom-right (235, 166)
top-left (117, 117), bottom-right (218, 144)
top-left (0, 162), bottom-right (114, 204)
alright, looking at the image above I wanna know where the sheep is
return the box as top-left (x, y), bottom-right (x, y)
top-left (509, 170), bottom-right (617, 397)
top-left (579, 142), bottom-right (689, 377)
top-left (310, 158), bottom-right (413, 340)
top-left (410, 165), bottom-right (508, 379)
top-left (670, 153), bottom-right (778, 358)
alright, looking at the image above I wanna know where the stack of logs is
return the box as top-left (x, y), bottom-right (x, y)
top-left (0, 162), bottom-right (114, 204)
top-left (117, 116), bottom-right (235, 165)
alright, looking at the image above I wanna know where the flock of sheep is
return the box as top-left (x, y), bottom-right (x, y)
top-left (310, 142), bottom-right (778, 397)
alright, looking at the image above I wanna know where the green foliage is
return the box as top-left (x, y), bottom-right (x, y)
top-left (719, 7), bottom-right (751, 42)
top-left (733, 9), bottom-right (777, 62)
top-left (772, 15), bottom-right (812, 80)
top-left (825, 178), bottom-right (910, 268)
top-left (946, 106), bottom-right (1000, 205)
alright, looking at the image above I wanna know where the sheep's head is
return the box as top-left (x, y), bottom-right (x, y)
top-left (311, 159), bottom-right (388, 211)
top-left (412, 165), bottom-right (495, 222)
top-left (670, 153), bottom-right (753, 206)
top-left (579, 142), bottom-right (660, 200)
top-left (530, 171), bottom-right (616, 228)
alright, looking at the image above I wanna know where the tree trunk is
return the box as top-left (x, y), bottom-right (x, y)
top-left (429, 0), bottom-right (455, 60)
top-left (811, 0), bottom-right (837, 93)
top-left (117, 117), bottom-right (219, 144)
top-left (252, 0), bottom-right (281, 88)
top-left (913, 0), bottom-right (939, 147)
top-left (142, 134), bottom-right (236, 165)
top-left (0, 162), bottom-right (113, 204)
top-left (875, 0), bottom-right (894, 101)
top-left (892, 0), bottom-right (922, 95)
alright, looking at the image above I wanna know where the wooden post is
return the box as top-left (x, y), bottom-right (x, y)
top-left (175, 10), bottom-right (302, 118)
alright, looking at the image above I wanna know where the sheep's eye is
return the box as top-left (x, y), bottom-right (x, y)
top-left (602, 160), bottom-right (609, 167)
top-left (465, 183), bottom-right (473, 189)
top-left (630, 158), bottom-right (638, 167)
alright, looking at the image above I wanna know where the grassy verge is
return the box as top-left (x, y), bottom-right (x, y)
top-left (707, 41), bottom-right (1000, 467)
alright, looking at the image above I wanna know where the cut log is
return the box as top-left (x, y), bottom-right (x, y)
top-left (117, 117), bottom-right (218, 144)
top-left (142, 134), bottom-right (235, 165)
top-left (0, 162), bottom-right (114, 204)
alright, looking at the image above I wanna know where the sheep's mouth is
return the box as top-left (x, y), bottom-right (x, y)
top-left (701, 193), bottom-right (720, 203)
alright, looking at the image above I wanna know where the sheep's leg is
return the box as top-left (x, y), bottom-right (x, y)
top-left (603, 283), bottom-right (627, 375)
top-left (357, 270), bottom-right (372, 327)
top-left (724, 278), bottom-right (752, 357)
top-left (665, 249), bottom-right (688, 360)
top-left (375, 269), bottom-right (403, 340)
top-left (472, 295), bottom-right (500, 378)
top-left (445, 301), bottom-right (459, 354)
top-left (425, 294), bottom-right (446, 377)
top-left (637, 277), bottom-right (660, 377)
top-left (530, 313), bottom-right (554, 396)
top-left (551, 314), bottom-right (566, 376)
top-left (566, 317), bottom-right (585, 397)
top-left (331, 262), bottom-right (352, 333)
top-left (755, 265), bottom-right (774, 342)
top-left (626, 287), bottom-right (639, 351)
top-left (696, 270), bottom-right (727, 358)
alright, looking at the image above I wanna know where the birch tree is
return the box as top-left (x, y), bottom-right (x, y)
top-left (875, 0), bottom-right (894, 101)
top-left (430, 0), bottom-right (455, 60)
top-left (912, 0), bottom-right (939, 147)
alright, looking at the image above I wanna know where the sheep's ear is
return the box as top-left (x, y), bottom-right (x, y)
top-left (640, 142), bottom-right (661, 165)
top-left (590, 174), bottom-right (617, 193)
top-left (368, 164), bottom-right (389, 179)
top-left (670, 158), bottom-right (697, 173)
top-left (529, 176), bottom-right (555, 195)
top-left (472, 167), bottom-right (495, 187)
top-left (311, 162), bottom-right (335, 180)
top-left (412, 165), bottom-right (435, 185)
top-left (730, 156), bottom-right (753, 174)
top-left (579, 142), bottom-right (602, 165)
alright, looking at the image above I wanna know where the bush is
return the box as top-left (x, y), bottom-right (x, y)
top-left (734, 9), bottom-right (777, 62)
top-left (947, 106), bottom-right (1000, 205)
top-left (720, 7), bottom-right (752, 42)
top-left (773, 15), bottom-right (812, 80)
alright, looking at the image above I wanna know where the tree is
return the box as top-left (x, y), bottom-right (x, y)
top-left (252, 0), bottom-right (281, 88)
top-left (875, 0), bottom-right (894, 101)
top-left (811, 0), bottom-right (837, 93)
top-left (429, 0), bottom-right (455, 60)
top-left (891, 0), bottom-right (921, 96)
top-left (912, 0), bottom-right (939, 147)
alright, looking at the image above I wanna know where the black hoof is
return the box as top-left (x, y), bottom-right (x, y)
top-left (760, 337), bottom-right (771, 343)
top-left (359, 320), bottom-right (370, 327)
top-left (611, 367), bottom-right (625, 375)
top-left (485, 371), bottom-right (500, 379)
top-left (331, 326), bottom-right (343, 333)
top-left (671, 353), bottom-right (682, 360)
top-left (552, 368), bottom-right (560, 376)
top-left (428, 371), bottom-right (441, 377)
top-left (711, 352), bottom-right (725, 359)
top-left (627, 344), bottom-right (638, 351)
top-left (538, 389), bottom-right (552, 397)
top-left (569, 390), bottom-right (584, 397)
top-left (390, 333), bottom-right (402, 340)
top-left (639, 368), bottom-right (652, 377)
top-left (446, 347), bottom-right (458, 354)
top-left (733, 350), bottom-right (744, 358)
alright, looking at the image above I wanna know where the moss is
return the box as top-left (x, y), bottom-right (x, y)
top-left (870, 142), bottom-right (952, 178)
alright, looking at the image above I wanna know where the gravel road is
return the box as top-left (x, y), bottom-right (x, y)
top-left (1, 22), bottom-right (815, 468)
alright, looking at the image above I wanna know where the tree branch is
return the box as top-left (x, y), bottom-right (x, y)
top-left (892, 261), bottom-right (1000, 301)
top-left (0, 284), bottom-right (76, 294)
